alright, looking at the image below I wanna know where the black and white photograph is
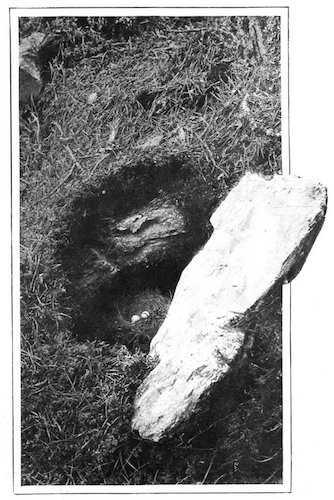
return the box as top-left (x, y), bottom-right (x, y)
top-left (2, 1), bottom-right (333, 498)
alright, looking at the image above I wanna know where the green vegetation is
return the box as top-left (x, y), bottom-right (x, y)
top-left (20, 16), bottom-right (282, 485)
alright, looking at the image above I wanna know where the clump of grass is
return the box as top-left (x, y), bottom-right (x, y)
top-left (21, 334), bottom-right (150, 485)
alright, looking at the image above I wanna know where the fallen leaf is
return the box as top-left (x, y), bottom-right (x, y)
top-left (178, 127), bottom-right (186, 143)
top-left (87, 92), bottom-right (97, 105)
top-left (241, 93), bottom-right (250, 114)
top-left (108, 127), bottom-right (117, 144)
top-left (139, 135), bottom-right (163, 150)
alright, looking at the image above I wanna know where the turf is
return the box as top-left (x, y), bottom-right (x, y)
top-left (20, 15), bottom-right (282, 485)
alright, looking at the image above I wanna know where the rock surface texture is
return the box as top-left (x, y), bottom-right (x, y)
top-left (110, 197), bottom-right (186, 268)
top-left (74, 197), bottom-right (189, 295)
top-left (132, 173), bottom-right (327, 441)
top-left (19, 32), bottom-right (45, 103)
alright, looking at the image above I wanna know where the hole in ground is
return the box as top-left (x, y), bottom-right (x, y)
top-left (73, 287), bottom-right (172, 352)
top-left (59, 153), bottom-right (219, 351)
top-left (72, 257), bottom-right (186, 351)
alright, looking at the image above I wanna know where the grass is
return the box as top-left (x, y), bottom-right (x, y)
top-left (20, 15), bottom-right (282, 485)
top-left (21, 337), bottom-right (149, 485)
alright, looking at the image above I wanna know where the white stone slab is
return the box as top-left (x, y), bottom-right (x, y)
top-left (132, 173), bottom-right (327, 441)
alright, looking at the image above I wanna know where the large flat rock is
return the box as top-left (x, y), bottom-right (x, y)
top-left (132, 173), bottom-right (327, 441)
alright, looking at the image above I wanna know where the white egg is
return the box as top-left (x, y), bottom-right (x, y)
top-left (131, 314), bottom-right (141, 324)
top-left (141, 311), bottom-right (150, 319)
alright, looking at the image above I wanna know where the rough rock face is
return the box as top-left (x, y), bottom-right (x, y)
top-left (109, 197), bottom-right (186, 267)
top-left (19, 32), bottom-right (45, 103)
top-left (74, 197), bottom-right (189, 295)
top-left (132, 173), bottom-right (327, 441)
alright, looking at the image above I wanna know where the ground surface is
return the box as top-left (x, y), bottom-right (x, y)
top-left (20, 16), bottom-right (282, 485)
